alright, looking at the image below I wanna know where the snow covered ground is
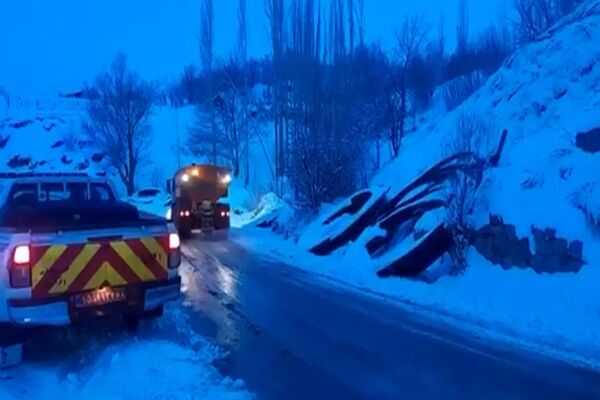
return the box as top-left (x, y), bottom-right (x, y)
top-left (234, 0), bottom-right (600, 369)
top-left (0, 305), bottom-right (252, 399)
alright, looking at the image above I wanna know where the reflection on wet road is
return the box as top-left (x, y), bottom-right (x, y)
top-left (179, 232), bottom-right (600, 400)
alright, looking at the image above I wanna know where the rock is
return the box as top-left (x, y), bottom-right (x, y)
top-left (530, 255), bottom-right (544, 272)
top-left (564, 258), bottom-right (584, 273)
top-left (552, 238), bottom-right (568, 257)
top-left (535, 239), bottom-right (552, 256)
top-left (7, 155), bottom-right (31, 169)
top-left (545, 256), bottom-right (562, 274)
top-left (544, 228), bottom-right (557, 240)
top-left (520, 238), bottom-right (531, 254)
top-left (493, 234), bottom-right (509, 253)
top-left (43, 122), bottom-right (56, 132)
top-left (489, 214), bottom-right (503, 226)
top-left (51, 140), bottom-right (64, 149)
top-left (568, 240), bottom-right (584, 260)
top-left (532, 226), bottom-right (544, 241)
top-left (474, 237), bottom-right (493, 258)
top-left (60, 155), bottom-right (72, 165)
top-left (501, 254), bottom-right (512, 269)
top-left (9, 119), bottom-right (33, 129)
top-left (553, 88), bottom-right (567, 99)
top-left (76, 160), bottom-right (89, 171)
top-left (478, 225), bottom-right (495, 237)
top-left (576, 127), bottom-right (600, 153)
top-left (504, 224), bottom-right (517, 238)
top-left (91, 152), bottom-right (106, 163)
top-left (0, 135), bottom-right (10, 149)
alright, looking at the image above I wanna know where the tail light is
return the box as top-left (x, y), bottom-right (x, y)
top-left (179, 210), bottom-right (191, 217)
top-left (10, 245), bottom-right (31, 288)
top-left (168, 233), bottom-right (181, 269)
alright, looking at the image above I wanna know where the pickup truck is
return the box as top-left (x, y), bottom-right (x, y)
top-left (0, 173), bottom-right (181, 364)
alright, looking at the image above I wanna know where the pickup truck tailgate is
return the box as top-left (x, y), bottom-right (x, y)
top-left (30, 236), bottom-right (169, 299)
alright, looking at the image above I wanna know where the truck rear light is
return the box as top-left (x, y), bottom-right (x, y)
top-left (10, 245), bottom-right (31, 288)
top-left (168, 233), bottom-right (181, 269)
top-left (169, 233), bottom-right (180, 250)
top-left (13, 245), bottom-right (30, 265)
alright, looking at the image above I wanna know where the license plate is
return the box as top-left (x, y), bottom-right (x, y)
top-left (74, 287), bottom-right (127, 308)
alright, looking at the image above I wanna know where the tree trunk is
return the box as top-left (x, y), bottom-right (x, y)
top-left (127, 129), bottom-right (136, 196)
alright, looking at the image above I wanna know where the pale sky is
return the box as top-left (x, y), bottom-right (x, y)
top-left (0, 0), bottom-right (510, 96)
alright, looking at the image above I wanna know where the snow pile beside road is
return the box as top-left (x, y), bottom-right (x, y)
top-left (0, 339), bottom-right (251, 400)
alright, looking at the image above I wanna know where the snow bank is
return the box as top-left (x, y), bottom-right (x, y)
top-left (0, 339), bottom-right (251, 400)
top-left (0, 304), bottom-right (253, 399)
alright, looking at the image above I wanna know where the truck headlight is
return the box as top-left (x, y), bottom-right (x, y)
top-left (220, 174), bottom-right (232, 184)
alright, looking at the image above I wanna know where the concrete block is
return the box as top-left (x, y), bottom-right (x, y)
top-left (568, 240), bottom-right (584, 260)
top-left (544, 228), bottom-right (557, 240)
top-left (552, 238), bottom-right (568, 257)
top-left (504, 224), bottom-right (517, 238)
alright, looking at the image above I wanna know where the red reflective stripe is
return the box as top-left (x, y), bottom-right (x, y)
top-left (104, 245), bottom-right (143, 284)
top-left (126, 239), bottom-right (167, 280)
top-left (68, 248), bottom-right (106, 292)
top-left (33, 245), bottom-right (84, 295)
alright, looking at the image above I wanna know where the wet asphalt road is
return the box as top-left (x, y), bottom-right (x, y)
top-left (180, 232), bottom-right (600, 400)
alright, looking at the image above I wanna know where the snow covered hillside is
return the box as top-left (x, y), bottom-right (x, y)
top-left (242, 0), bottom-right (600, 367)
top-left (0, 96), bottom-right (274, 215)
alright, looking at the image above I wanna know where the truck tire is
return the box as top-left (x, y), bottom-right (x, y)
top-left (123, 314), bottom-right (141, 332)
top-left (0, 324), bottom-right (24, 347)
top-left (142, 306), bottom-right (164, 320)
top-left (178, 223), bottom-right (192, 240)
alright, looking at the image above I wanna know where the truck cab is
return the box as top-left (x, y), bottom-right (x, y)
top-left (0, 173), bottom-right (181, 364)
top-left (167, 164), bottom-right (231, 239)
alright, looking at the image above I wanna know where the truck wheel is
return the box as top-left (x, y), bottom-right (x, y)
top-left (142, 306), bottom-right (164, 320)
top-left (123, 314), bottom-right (141, 332)
top-left (0, 324), bottom-right (24, 347)
top-left (178, 225), bottom-right (192, 240)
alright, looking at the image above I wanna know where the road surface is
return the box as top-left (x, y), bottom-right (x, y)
top-left (180, 232), bottom-right (600, 400)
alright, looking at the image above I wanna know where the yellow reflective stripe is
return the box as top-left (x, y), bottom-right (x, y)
top-left (140, 237), bottom-right (168, 270)
top-left (110, 241), bottom-right (156, 281)
top-left (48, 244), bottom-right (100, 295)
top-left (105, 264), bottom-right (127, 287)
top-left (31, 245), bottom-right (67, 288)
top-left (84, 262), bottom-right (108, 291)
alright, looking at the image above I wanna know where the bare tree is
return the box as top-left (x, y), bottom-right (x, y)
top-left (199, 0), bottom-right (218, 163)
top-left (456, 0), bottom-right (470, 54)
top-left (513, 0), bottom-right (555, 42)
top-left (445, 111), bottom-right (490, 228)
top-left (87, 54), bottom-right (154, 195)
top-left (387, 14), bottom-right (429, 157)
top-left (189, 75), bottom-right (257, 180)
top-left (356, 0), bottom-right (365, 46)
top-left (265, 0), bottom-right (286, 191)
top-left (347, 0), bottom-right (355, 54)
top-left (237, 0), bottom-right (252, 187)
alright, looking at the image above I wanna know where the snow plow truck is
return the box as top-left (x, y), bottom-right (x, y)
top-left (167, 164), bottom-right (231, 239)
